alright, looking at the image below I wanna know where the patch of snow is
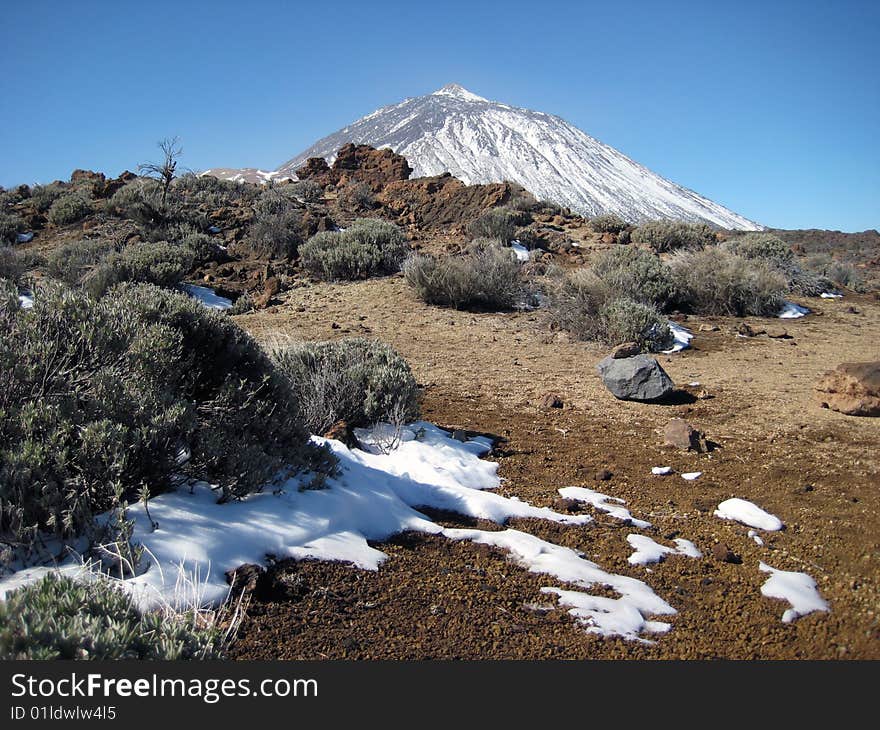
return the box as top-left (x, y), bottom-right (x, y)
top-left (510, 240), bottom-right (530, 261)
top-left (759, 562), bottom-right (829, 623)
top-left (748, 530), bottom-right (765, 547)
top-left (714, 498), bottom-right (783, 531)
top-left (558, 486), bottom-right (651, 528)
top-left (626, 535), bottom-right (702, 566)
top-left (681, 472), bottom-right (702, 481)
top-left (660, 322), bottom-right (693, 354)
top-left (16, 232), bottom-right (33, 243)
top-left (778, 301), bottom-right (809, 319)
top-left (18, 291), bottom-right (34, 309)
top-left (207, 225), bottom-right (221, 234)
top-left (651, 466), bottom-right (673, 476)
top-left (180, 284), bottom-right (232, 310)
top-left (820, 292), bottom-right (843, 299)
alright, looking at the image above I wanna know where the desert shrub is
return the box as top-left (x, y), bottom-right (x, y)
top-left (108, 179), bottom-right (165, 227)
top-left (246, 206), bottom-right (303, 259)
top-left (230, 292), bottom-right (254, 315)
top-left (289, 180), bottom-right (323, 203)
top-left (0, 282), bottom-right (317, 551)
top-left (668, 247), bottom-right (787, 316)
top-left (466, 207), bottom-right (521, 243)
top-left (632, 220), bottom-right (716, 253)
top-left (617, 229), bottom-right (632, 245)
top-left (300, 218), bottom-right (408, 281)
top-left (404, 245), bottom-right (524, 311)
top-left (826, 261), bottom-right (863, 291)
top-left (180, 232), bottom-right (223, 266)
top-left (84, 242), bottom-right (194, 297)
top-left (0, 572), bottom-right (222, 660)
top-left (273, 338), bottom-right (420, 436)
top-left (591, 246), bottom-right (677, 310)
top-left (589, 212), bottom-right (628, 234)
top-left (46, 239), bottom-right (118, 285)
top-left (29, 183), bottom-right (67, 213)
top-left (723, 232), bottom-right (832, 296)
top-left (172, 173), bottom-right (257, 209)
top-left (599, 298), bottom-right (671, 350)
top-left (47, 192), bottom-right (92, 226)
top-left (0, 212), bottom-right (24, 244)
top-left (338, 181), bottom-right (375, 210)
top-left (0, 247), bottom-right (24, 283)
top-left (508, 191), bottom-right (538, 212)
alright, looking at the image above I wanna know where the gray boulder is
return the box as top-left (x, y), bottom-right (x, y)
top-left (597, 355), bottom-right (675, 401)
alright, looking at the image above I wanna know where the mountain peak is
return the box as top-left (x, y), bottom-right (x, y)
top-left (431, 83), bottom-right (487, 102)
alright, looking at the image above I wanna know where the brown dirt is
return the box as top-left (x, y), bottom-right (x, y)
top-left (228, 275), bottom-right (880, 660)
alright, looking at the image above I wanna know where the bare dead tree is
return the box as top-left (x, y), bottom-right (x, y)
top-left (138, 136), bottom-right (183, 208)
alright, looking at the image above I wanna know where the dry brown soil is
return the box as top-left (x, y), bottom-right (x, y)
top-left (229, 275), bottom-right (880, 659)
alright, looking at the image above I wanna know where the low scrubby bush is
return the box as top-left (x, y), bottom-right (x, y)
top-left (723, 232), bottom-right (832, 296)
top-left (0, 212), bottom-right (24, 244)
top-left (84, 242), bottom-right (194, 297)
top-left (337, 181), bottom-right (374, 210)
top-left (404, 244), bottom-right (524, 310)
top-left (172, 173), bottom-right (257, 209)
top-left (0, 247), bottom-right (24, 283)
top-left (591, 246), bottom-right (677, 310)
top-left (0, 282), bottom-right (317, 552)
top-left (289, 180), bottom-right (323, 203)
top-left (47, 192), bottom-right (92, 226)
top-left (0, 572), bottom-right (222, 660)
top-left (589, 213), bottom-right (628, 234)
top-left (246, 208), bottom-right (303, 259)
top-left (466, 207), bottom-right (522, 243)
top-left (632, 220), bottom-right (716, 253)
top-left (668, 247), bottom-right (787, 316)
top-left (47, 239), bottom-right (118, 286)
top-left (108, 179), bottom-right (167, 228)
top-left (272, 338), bottom-right (420, 435)
top-left (598, 298), bottom-right (671, 350)
top-left (29, 183), bottom-right (67, 213)
top-left (300, 218), bottom-right (408, 281)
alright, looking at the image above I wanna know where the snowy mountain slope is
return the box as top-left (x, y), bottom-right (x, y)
top-left (273, 84), bottom-right (760, 229)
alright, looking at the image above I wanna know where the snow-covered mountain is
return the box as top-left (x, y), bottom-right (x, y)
top-left (211, 84), bottom-right (761, 229)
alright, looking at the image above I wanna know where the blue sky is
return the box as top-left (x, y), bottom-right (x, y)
top-left (1, 0), bottom-right (877, 230)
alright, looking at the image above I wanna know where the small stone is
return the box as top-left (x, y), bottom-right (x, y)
top-left (451, 429), bottom-right (468, 442)
top-left (663, 418), bottom-right (710, 452)
top-left (597, 354), bottom-right (675, 402)
top-left (712, 543), bottom-right (741, 564)
top-left (539, 392), bottom-right (564, 409)
top-left (595, 469), bottom-right (613, 481)
top-left (698, 324), bottom-right (720, 332)
top-left (611, 341), bottom-right (641, 359)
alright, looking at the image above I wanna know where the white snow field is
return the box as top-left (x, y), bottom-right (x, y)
top-left (661, 322), bottom-right (693, 354)
top-left (0, 423), bottom-right (686, 642)
top-left (558, 486), bottom-right (651, 528)
top-left (714, 498), bottom-right (784, 531)
top-left (778, 301), bottom-right (810, 319)
top-left (626, 535), bottom-right (702, 566)
top-left (759, 562), bottom-right (829, 623)
top-left (180, 283), bottom-right (233, 310)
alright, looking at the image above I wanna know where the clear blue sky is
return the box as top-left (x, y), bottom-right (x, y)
top-left (1, 0), bottom-right (877, 230)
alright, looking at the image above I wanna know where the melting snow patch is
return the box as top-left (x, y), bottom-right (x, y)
top-left (714, 498), bottom-right (783, 531)
top-left (759, 562), bottom-right (829, 623)
top-left (681, 471), bottom-right (702, 481)
top-left (652, 466), bottom-right (673, 476)
top-left (16, 232), bottom-right (33, 243)
top-left (820, 292), bottom-right (843, 299)
top-left (660, 322), bottom-right (693, 354)
top-left (180, 284), bottom-right (232, 310)
top-left (207, 225), bottom-right (221, 234)
top-left (510, 240), bottom-right (530, 261)
top-left (748, 530), bottom-right (765, 546)
top-left (626, 535), bottom-right (702, 565)
top-left (558, 486), bottom-right (650, 528)
top-left (778, 301), bottom-right (809, 319)
top-left (18, 291), bottom-right (34, 309)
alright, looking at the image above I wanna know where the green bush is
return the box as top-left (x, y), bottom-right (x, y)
top-left (632, 220), bottom-right (716, 253)
top-left (229, 292), bottom-right (254, 315)
top-left (180, 232), bottom-right (223, 266)
top-left (466, 207), bottom-right (522, 243)
top-left (300, 218), bottom-right (408, 281)
top-left (723, 232), bottom-right (832, 296)
top-left (668, 247), bottom-right (788, 316)
top-left (273, 338), bottom-right (420, 435)
top-left (47, 239), bottom-right (118, 286)
top-left (289, 180), bottom-right (323, 204)
top-left (591, 246), bottom-right (677, 310)
top-left (0, 282), bottom-right (317, 552)
top-left (172, 173), bottom-right (257, 209)
top-left (84, 242), bottom-right (194, 297)
top-left (598, 298), bottom-right (671, 350)
top-left (404, 244), bottom-right (524, 311)
top-left (246, 208), bottom-right (304, 259)
top-left (47, 192), bottom-right (92, 226)
top-left (108, 179), bottom-right (165, 227)
top-left (337, 181), bottom-right (375, 210)
top-left (589, 213), bottom-right (628, 234)
top-left (0, 572), bottom-right (222, 660)
top-left (29, 183), bottom-right (67, 213)
top-left (0, 213), bottom-right (24, 245)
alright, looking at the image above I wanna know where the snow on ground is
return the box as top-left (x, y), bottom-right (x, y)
top-left (748, 530), bottom-right (765, 547)
top-left (714, 498), bottom-right (783, 531)
top-left (510, 240), bottom-right (530, 261)
top-left (660, 322), bottom-right (693, 354)
top-left (778, 301), bottom-right (810, 319)
top-left (652, 466), bottom-right (673, 476)
top-left (18, 291), bottom-right (33, 309)
top-left (558, 486), bottom-right (651, 528)
top-left (681, 471), bottom-right (702, 481)
top-left (0, 422), bottom-right (681, 641)
top-left (626, 535), bottom-right (702, 566)
top-left (16, 232), bottom-right (33, 243)
top-left (759, 562), bottom-right (829, 623)
top-left (180, 284), bottom-right (232, 310)
top-left (820, 292), bottom-right (843, 299)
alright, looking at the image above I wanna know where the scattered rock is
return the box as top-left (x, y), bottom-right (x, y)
top-left (692, 498), bottom-right (716, 513)
top-left (539, 392), bottom-right (564, 409)
top-left (451, 429), bottom-right (469, 442)
top-left (323, 420), bottom-right (357, 447)
top-left (253, 276), bottom-right (281, 309)
top-left (765, 327), bottom-right (791, 339)
top-left (815, 361), bottom-right (880, 417)
top-left (551, 497), bottom-right (582, 513)
top-left (595, 469), bottom-right (613, 481)
top-left (736, 322), bottom-right (765, 337)
top-left (611, 341), bottom-right (641, 359)
top-left (596, 354), bottom-right (675, 402)
top-left (711, 543), bottom-right (742, 564)
top-left (663, 418), bottom-right (710, 452)
top-left (698, 324), bottom-right (720, 332)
